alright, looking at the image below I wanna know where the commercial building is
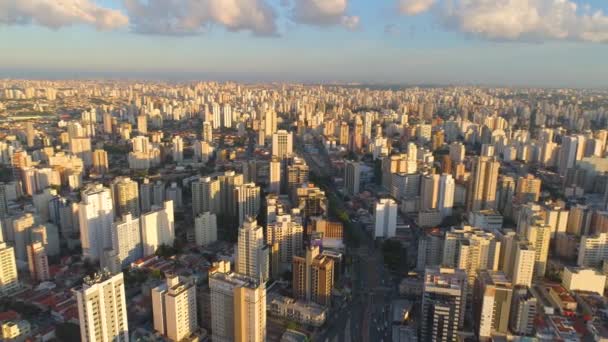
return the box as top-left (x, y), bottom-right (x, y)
top-left (420, 267), bottom-right (467, 342)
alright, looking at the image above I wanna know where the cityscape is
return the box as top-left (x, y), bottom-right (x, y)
top-left (1, 1), bottom-right (608, 342)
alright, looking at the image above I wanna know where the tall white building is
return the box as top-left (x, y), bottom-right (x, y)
top-left (438, 173), bottom-right (455, 217)
top-left (79, 184), bottom-right (115, 262)
top-left (194, 212), bottom-right (218, 246)
top-left (374, 198), bottom-right (397, 238)
top-left (526, 224), bottom-right (551, 278)
top-left (110, 214), bottom-right (142, 269)
top-left (152, 275), bottom-right (197, 342)
top-left (271, 130), bottom-right (293, 158)
top-left (266, 211), bottom-right (304, 273)
top-left (476, 271), bottom-right (512, 340)
top-left (235, 183), bottom-right (261, 226)
top-left (512, 242), bottom-right (536, 287)
top-left (236, 218), bottom-right (269, 283)
top-left (0, 242), bottom-right (19, 296)
top-left (209, 262), bottom-right (266, 342)
top-left (73, 272), bottom-right (128, 342)
top-left (442, 226), bottom-right (501, 288)
top-left (344, 161), bottom-right (361, 196)
top-left (269, 157), bottom-right (281, 194)
top-left (421, 173), bottom-right (440, 211)
top-left (578, 233), bottom-right (608, 268)
top-left (141, 200), bottom-right (175, 256)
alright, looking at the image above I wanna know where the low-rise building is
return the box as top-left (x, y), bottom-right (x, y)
top-left (267, 293), bottom-right (327, 327)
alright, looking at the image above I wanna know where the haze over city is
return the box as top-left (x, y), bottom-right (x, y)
top-left (1, 0), bottom-right (608, 87)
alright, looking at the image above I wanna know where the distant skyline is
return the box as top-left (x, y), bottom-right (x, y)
top-left (1, 0), bottom-right (608, 88)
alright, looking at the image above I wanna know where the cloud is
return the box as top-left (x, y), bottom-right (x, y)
top-left (0, 0), bottom-right (128, 30)
top-left (398, 0), bottom-right (436, 15)
top-left (124, 0), bottom-right (278, 36)
top-left (291, 0), bottom-right (360, 30)
top-left (397, 0), bottom-right (608, 43)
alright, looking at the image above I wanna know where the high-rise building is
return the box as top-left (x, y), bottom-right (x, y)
top-left (111, 177), bottom-right (140, 217)
top-left (110, 214), bottom-right (142, 269)
top-left (295, 184), bottom-right (327, 219)
top-left (496, 175), bottom-right (516, 215)
top-left (0, 242), bottom-right (19, 296)
top-left (374, 198), bottom-right (398, 238)
top-left (269, 157), bottom-right (281, 194)
top-left (25, 122), bottom-right (35, 147)
top-left (218, 171), bottom-right (244, 218)
top-left (567, 204), bottom-right (591, 236)
top-left (421, 174), bottom-right (440, 211)
top-left (202, 121), bottom-right (213, 142)
top-left (92, 149), bottom-right (109, 174)
top-left (525, 224), bottom-right (551, 278)
top-left (141, 200), bottom-right (175, 257)
top-left (420, 267), bottom-right (467, 342)
top-left (442, 226), bottom-right (501, 288)
top-left (266, 211), bottom-right (303, 276)
top-left (79, 184), bottom-right (114, 262)
top-left (235, 183), bottom-right (261, 226)
top-left (475, 271), bottom-right (512, 340)
top-left (510, 287), bottom-right (537, 335)
top-left (152, 275), bottom-right (197, 342)
top-left (466, 156), bottom-right (500, 212)
top-left (344, 161), bottom-right (361, 196)
top-left (140, 178), bottom-right (153, 213)
top-left (271, 130), bottom-right (293, 158)
top-left (515, 174), bottom-right (542, 203)
top-left (171, 136), bottom-right (184, 162)
top-left (192, 176), bottom-right (220, 216)
top-left (285, 157), bottom-right (309, 197)
top-left (339, 121), bottom-right (349, 146)
top-left (209, 262), bottom-right (266, 342)
top-left (236, 218), bottom-right (269, 283)
top-left (137, 115), bottom-right (147, 134)
top-left (578, 233), bottom-right (608, 268)
top-left (449, 142), bottom-right (465, 163)
top-left (292, 246), bottom-right (334, 307)
top-left (73, 272), bottom-right (128, 342)
top-left (559, 136), bottom-right (579, 176)
top-left (26, 241), bottom-right (50, 282)
top-left (512, 242), bottom-right (536, 287)
top-left (194, 212), bottom-right (217, 246)
top-left (351, 115), bottom-right (363, 152)
top-left (69, 137), bottom-right (93, 167)
top-left (416, 231), bottom-right (444, 271)
top-left (11, 213), bottom-right (36, 261)
top-left (438, 173), bottom-right (455, 217)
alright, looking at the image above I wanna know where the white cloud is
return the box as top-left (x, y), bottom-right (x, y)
top-left (124, 0), bottom-right (278, 36)
top-left (292, 0), bottom-right (360, 29)
top-left (0, 0), bottom-right (128, 30)
top-left (398, 0), bottom-right (436, 15)
top-left (397, 0), bottom-right (608, 43)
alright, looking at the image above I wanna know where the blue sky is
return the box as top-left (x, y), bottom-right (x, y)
top-left (0, 0), bottom-right (607, 88)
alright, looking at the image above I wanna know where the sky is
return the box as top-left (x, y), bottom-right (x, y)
top-left (0, 0), bottom-right (607, 88)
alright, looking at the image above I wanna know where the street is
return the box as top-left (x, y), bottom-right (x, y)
top-left (298, 137), bottom-right (399, 342)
